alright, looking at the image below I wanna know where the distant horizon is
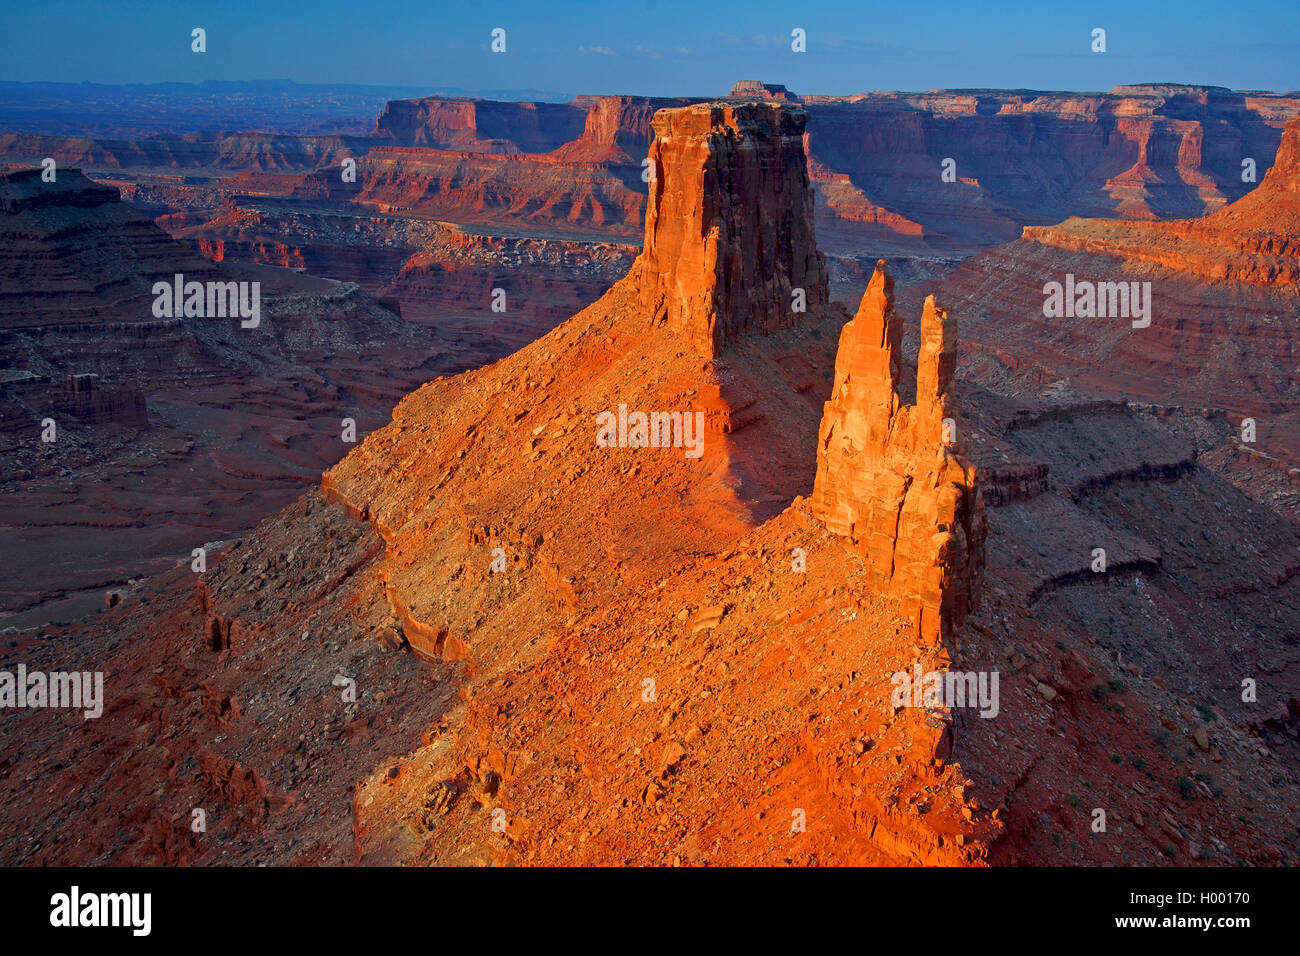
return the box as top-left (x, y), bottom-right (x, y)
top-left (2, 77), bottom-right (1296, 104)
top-left (2, 1), bottom-right (1296, 97)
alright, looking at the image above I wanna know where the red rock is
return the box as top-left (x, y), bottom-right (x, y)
top-left (373, 97), bottom-right (587, 153)
top-left (1023, 117), bottom-right (1300, 285)
top-left (727, 81), bottom-right (802, 103)
top-left (8, 88), bottom-right (1299, 874)
top-left (660, 741), bottom-right (687, 769)
top-left (634, 103), bottom-right (828, 358)
top-left (810, 260), bottom-right (985, 643)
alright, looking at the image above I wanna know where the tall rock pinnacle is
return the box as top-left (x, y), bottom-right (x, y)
top-left (811, 260), bottom-right (985, 644)
top-left (634, 102), bottom-right (828, 358)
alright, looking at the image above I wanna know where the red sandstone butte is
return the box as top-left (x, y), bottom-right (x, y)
top-left (812, 261), bottom-right (985, 643)
top-left (634, 102), bottom-right (829, 358)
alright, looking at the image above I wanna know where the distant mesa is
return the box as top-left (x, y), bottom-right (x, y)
top-left (1022, 116), bottom-right (1300, 283)
top-left (726, 81), bottom-right (803, 104)
top-left (5, 80), bottom-right (1299, 255)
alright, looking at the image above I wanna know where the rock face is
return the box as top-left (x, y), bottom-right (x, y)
top-left (543, 96), bottom-right (699, 164)
top-left (802, 85), bottom-right (1300, 250)
top-left (934, 117), bottom-right (1300, 471)
top-left (811, 260), bottom-right (985, 643)
top-left (1022, 117), bottom-right (1300, 284)
top-left (347, 145), bottom-right (647, 236)
top-left (63, 372), bottom-right (148, 427)
top-left (633, 102), bottom-right (828, 358)
top-left (372, 98), bottom-right (587, 153)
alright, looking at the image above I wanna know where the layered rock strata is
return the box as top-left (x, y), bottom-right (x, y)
top-left (1022, 117), bottom-right (1300, 284)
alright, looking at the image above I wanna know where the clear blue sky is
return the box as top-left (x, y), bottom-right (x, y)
top-left (3, 0), bottom-right (1296, 96)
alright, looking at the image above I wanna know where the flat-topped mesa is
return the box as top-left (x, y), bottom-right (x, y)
top-left (726, 81), bottom-right (803, 103)
top-left (811, 260), bottom-right (985, 644)
top-left (634, 102), bottom-right (828, 358)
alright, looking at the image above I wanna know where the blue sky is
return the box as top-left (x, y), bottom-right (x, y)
top-left (3, 0), bottom-right (1297, 96)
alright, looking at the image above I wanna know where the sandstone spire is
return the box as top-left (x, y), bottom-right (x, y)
top-left (811, 260), bottom-right (985, 643)
top-left (634, 102), bottom-right (828, 358)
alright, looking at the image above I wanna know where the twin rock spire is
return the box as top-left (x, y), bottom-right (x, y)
top-left (810, 261), bottom-right (985, 644)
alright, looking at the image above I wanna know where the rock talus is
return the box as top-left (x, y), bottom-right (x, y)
top-left (634, 102), bottom-right (828, 358)
top-left (811, 260), bottom-right (985, 642)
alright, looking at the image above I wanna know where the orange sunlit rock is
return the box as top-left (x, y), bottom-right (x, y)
top-left (811, 261), bottom-right (985, 644)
